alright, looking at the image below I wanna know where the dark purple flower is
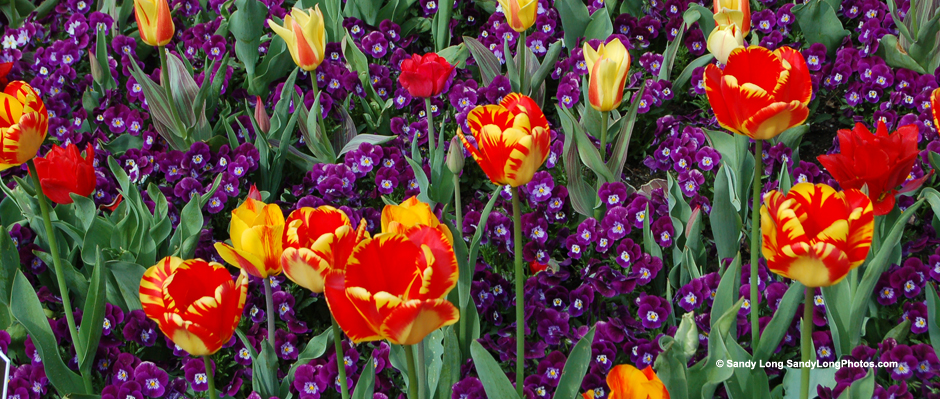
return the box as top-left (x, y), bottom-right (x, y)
top-left (880, 344), bottom-right (919, 380)
top-left (526, 171), bottom-right (555, 203)
top-left (537, 308), bottom-right (570, 346)
top-left (636, 293), bottom-right (670, 329)
top-left (601, 206), bottom-right (631, 240)
top-left (651, 216), bottom-right (674, 247)
top-left (134, 362), bottom-right (169, 397)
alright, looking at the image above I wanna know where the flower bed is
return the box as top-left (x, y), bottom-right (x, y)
top-left (1, 0), bottom-right (940, 398)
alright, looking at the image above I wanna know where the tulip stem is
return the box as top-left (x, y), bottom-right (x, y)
top-left (800, 287), bottom-right (814, 399)
top-left (593, 110), bottom-right (611, 220)
top-left (518, 30), bottom-right (528, 95)
top-left (203, 355), bottom-right (217, 399)
top-left (511, 186), bottom-right (525, 398)
top-left (27, 160), bottom-right (92, 393)
top-left (750, 139), bottom-right (763, 350)
top-left (263, 277), bottom-right (276, 350)
top-left (404, 344), bottom-right (420, 399)
top-left (331, 316), bottom-right (351, 399)
top-left (425, 97), bottom-right (436, 165)
top-left (416, 339), bottom-right (428, 399)
top-left (454, 173), bottom-right (463, 233)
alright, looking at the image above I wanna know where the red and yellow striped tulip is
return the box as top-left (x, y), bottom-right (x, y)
top-left (497, 0), bottom-right (537, 32)
top-left (591, 365), bottom-right (670, 399)
top-left (704, 46), bottom-right (812, 140)
top-left (140, 257), bottom-right (248, 356)
top-left (268, 6), bottom-right (326, 72)
top-left (457, 93), bottom-right (551, 187)
top-left (281, 206), bottom-right (368, 293)
top-left (381, 196), bottom-right (453, 244)
top-left (713, 0), bottom-right (750, 35)
top-left (325, 226), bottom-right (459, 345)
top-left (214, 192), bottom-right (286, 279)
top-left (133, 0), bottom-right (174, 47)
top-left (761, 183), bottom-right (875, 288)
top-left (1, 82), bottom-right (47, 171)
top-left (583, 38), bottom-right (632, 112)
top-left (932, 87), bottom-right (939, 131)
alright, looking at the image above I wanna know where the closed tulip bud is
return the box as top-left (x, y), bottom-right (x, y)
top-left (134, 0), bottom-right (174, 47)
top-left (497, 0), bottom-right (538, 32)
top-left (706, 23), bottom-right (744, 65)
top-left (583, 38), bottom-right (632, 112)
top-left (254, 96), bottom-right (270, 134)
top-left (713, 0), bottom-right (750, 34)
top-left (268, 6), bottom-right (326, 71)
top-left (446, 136), bottom-right (465, 174)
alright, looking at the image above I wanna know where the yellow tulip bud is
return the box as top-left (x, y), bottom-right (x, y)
top-left (268, 6), bottom-right (327, 71)
top-left (496, 0), bottom-right (538, 32)
top-left (706, 23), bottom-right (744, 65)
top-left (583, 38), bottom-right (632, 112)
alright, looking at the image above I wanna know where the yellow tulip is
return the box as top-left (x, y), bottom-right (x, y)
top-left (268, 6), bottom-right (326, 71)
top-left (133, 0), bottom-right (175, 47)
top-left (381, 196), bottom-right (454, 244)
top-left (713, 0), bottom-right (750, 34)
top-left (497, 0), bottom-right (538, 33)
top-left (583, 39), bottom-right (632, 112)
top-left (706, 23), bottom-right (744, 65)
top-left (214, 191), bottom-right (286, 279)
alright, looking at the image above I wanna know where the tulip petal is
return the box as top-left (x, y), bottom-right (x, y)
top-left (722, 46), bottom-right (783, 94)
top-left (281, 246), bottom-right (330, 293)
top-left (772, 46), bottom-right (812, 105)
top-left (379, 299), bottom-right (459, 345)
top-left (740, 101), bottom-right (809, 140)
top-left (284, 206), bottom-right (350, 248)
top-left (214, 242), bottom-right (266, 278)
top-left (240, 225), bottom-right (284, 277)
top-left (140, 256), bottom-right (185, 320)
top-left (932, 87), bottom-right (940, 130)
top-left (501, 93), bottom-right (549, 131)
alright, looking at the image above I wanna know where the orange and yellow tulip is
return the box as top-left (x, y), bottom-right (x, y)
top-left (214, 189), bottom-right (286, 279)
top-left (1, 81), bottom-right (47, 171)
top-left (381, 196), bottom-right (453, 243)
top-left (497, 0), bottom-right (537, 32)
top-left (269, 6), bottom-right (326, 72)
top-left (761, 183), bottom-right (875, 288)
top-left (932, 87), bottom-right (939, 131)
top-left (140, 257), bottom-right (248, 356)
top-left (325, 226), bottom-right (459, 345)
top-left (457, 93), bottom-right (551, 187)
top-left (281, 206), bottom-right (368, 293)
top-left (133, 0), bottom-right (175, 47)
top-left (704, 46), bottom-right (812, 140)
top-left (582, 365), bottom-right (670, 399)
top-left (583, 38), bottom-right (632, 112)
top-left (713, 0), bottom-right (750, 35)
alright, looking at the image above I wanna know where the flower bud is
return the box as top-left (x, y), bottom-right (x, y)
top-left (254, 96), bottom-right (271, 134)
top-left (446, 136), bottom-right (465, 174)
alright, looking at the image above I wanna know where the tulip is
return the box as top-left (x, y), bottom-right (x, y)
top-left (497, 0), bottom-right (538, 32)
top-left (269, 6), bottom-right (327, 71)
top-left (325, 225), bottom-right (459, 345)
top-left (713, 0), bottom-right (750, 34)
top-left (817, 122), bottom-right (927, 216)
top-left (281, 206), bottom-right (368, 293)
top-left (133, 0), bottom-right (174, 47)
top-left (32, 143), bottom-right (96, 205)
top-left (0, 81), bottom-right (48, 171)
top-left (704, 46), bottom-right (812, 140)
top-left (583, 39), bottom-right (632, 112)
top-left (0, 62), bottom-right (11, 88)
top-left (587, 365), bottom-right (670, 399)
top-left (761, 183), bottom-right (875, 288)
top-left (398, 53), bottom-right (455, 99)
top-left (446, 136), bottom-right (465, 174)
top-left (215, 192), bottom-right (285, 279)
top-left (706, 23), bottom-right (744, 65)
top-left (457, 93), bottom-right (551, 187)
top-left (932, 87), bottom-right (940, 133)
top-left (139, 257), bottom-right (249, 356)
top-left (381, 196), bottom-right (453, 244)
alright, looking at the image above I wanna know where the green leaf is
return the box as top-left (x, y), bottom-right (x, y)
top-left (171, 194), bottom-right (205, 259)
top-left (841, 369), bottom-right (875, 399)
top-left (106, 261), bottom-right (147, 312)
top-left (583, 8), bottom-right (613, 41)
top-left (606, 83), bottom-right (646, 179)
top-left (781, 366), bottom-right (836, 398)
top-left (0, 221), bottom-right (19, 306)
top-left (552, 327), bottom-right (596, 399)
top-left (352, 356), bottom-right (377, 399)
top-left (792, 0), bottom-right (849, 56)
top-left (711, 253), bottom-right (741, 329)
top-left (231, 0), bottom-right (266, 75)
top-left (554, 0), bottom-right (592, 53)
top-left (339, 134), bottom-right (395, 156)
top-left (435, 327), bottom-right (462, 399)
top-left (753, 281), bottom-right (804, 363)
top-left (561, 114), bottom-right (597, 217)
top-left (556, 106), bottom-right (615, 183)
top-left (438, 43), bottom-right (470, 69)
top-left (821, 274), bottom-right (851, 357)
top-left (280, 326), bottom-right (334, 396)
top-left (463, 36), bottom-right (502, 86)
top-left (929, 151), bottom-right (940, 171)
top-left (78, 248), bottom-right (107, 374)
top-left (674, 54), bottom-right (714, 91)
top-left (82, 217), bottom-right (115, 266)
top-left (11, 271), bottom-right (86, 394)
top-left (425, 329), bottom-right (445, 398)
top-left (432, 0), bottom-right (454, 50)
top-left (685, 4), bottom-right (716, 38)
top-left (470, 340), bottom-right (520, 399)
top-left (659, 22), bottom-right (686, 81)
top-left (531, 40), bottom-right (564, 92)
top-left (464, 186), bottom-right (502, 309)
top-left (253, 340), bottom-right (280, 398)
top-left (405, 156), bottom-right (432, 205)
top-left (879, 34), bottom-right (928, 74)
top-left (926, 284), bottom-right (940, 360)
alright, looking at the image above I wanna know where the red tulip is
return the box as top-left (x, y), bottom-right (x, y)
top-left (398, 53), bottom-right (454, 98)
top-left (817, 122), bottom-right (927, 215)
top-left (0, 62), bottom-right (11, 89)
top-left (32, 143), bottom-right (96, 204)
top-left (932, 87), bottom-right (939, 132)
